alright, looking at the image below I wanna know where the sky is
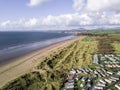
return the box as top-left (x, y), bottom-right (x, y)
top-left (0, 0), bottom-right (120, 31)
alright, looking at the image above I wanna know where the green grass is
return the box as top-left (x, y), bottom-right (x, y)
top-left (112, 43), bottom-right (120, 54)
top-left (77, 80), bottom-right (83, 90)
top-left (109, 34), bottom-right (120, 54)
top-left (88, 64), bottom-right (100, 69)
top-left (86, 29), bottom-right (120, 34)
top-left (111, 87), bottom-right (118, 90)
top-left (1, 72), bottom-right (42, 90)
top-left (36, 37), bottom-right (98, 89)
top-left (82, 37), bottom-right (95, 42)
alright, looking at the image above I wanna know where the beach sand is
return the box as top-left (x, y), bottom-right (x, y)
top-left (0, 36), bottom-right (84, 87)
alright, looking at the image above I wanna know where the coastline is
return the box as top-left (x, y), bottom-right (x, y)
top-left (0, 36), bottom-right (84, 88)
top-left (0, 35), bottom-right (75, 66)
top-left (0, 35), bottom-right (74, 64)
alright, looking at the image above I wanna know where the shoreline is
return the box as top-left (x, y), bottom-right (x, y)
top-left (0, 36), bottom-right (75, 66)
top-left (0, 35), bottom-right (74, 65)
top-left (0, 36), bottom-right (84, 88)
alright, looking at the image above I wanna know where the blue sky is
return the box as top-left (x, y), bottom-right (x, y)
top-left (0, 0), bottom-right (120, 31)
top-left (0, 0), bottom-right (74, 21)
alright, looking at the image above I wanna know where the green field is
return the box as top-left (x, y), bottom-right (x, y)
top-left (86, 29), bottom-right (120, 34)
top-left (110, 34), bottom-right (120, 54)
top-left (112, 43), bottom-right (120, 54)
top-left (1, 37), bottom-right (98, 90)
top-left (96, 34), bottom-right (120, 54)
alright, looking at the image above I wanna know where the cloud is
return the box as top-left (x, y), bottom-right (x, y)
top-left (1, 12), bottom-right (120, 30)
top-left (73, 0), bottom-right (120, 12)
top-left (86, 0), bottom-right (120, 11)
top-left (0, 18), bottom-right (39, 30)
top-left (25, 18), bottom-right (38, 27)
top-left (27, 0), bottom-right (50, 7)
top-left (1, 0), bottom-right (120, 30)
top-left (73, 0), bottom-right (86, 11)
top-left (109, 13), bottom-right (120, 24)
top-left (1, 20), bottom-right (10, 27)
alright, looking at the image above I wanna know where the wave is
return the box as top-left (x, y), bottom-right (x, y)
top-left (0, 35), bottom-right (75, 62)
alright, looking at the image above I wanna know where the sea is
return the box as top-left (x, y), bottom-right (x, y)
top-left (0, 31), bottom-right (74, 64)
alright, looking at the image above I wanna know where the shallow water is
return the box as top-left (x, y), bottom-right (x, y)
top-left (0, 31), bottom-right (74, 64)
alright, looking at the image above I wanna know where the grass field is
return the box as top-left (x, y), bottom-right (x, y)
top-left (96, 34), bottom-right (120, 54)
top-left (1, 37), bottom-right (98, 90)
top-left (112, 43), bottom-right (120, 54)
top-left (86, 29), bottom-right (120, 34)
top-left (110, 34), bottom-right (120, 54)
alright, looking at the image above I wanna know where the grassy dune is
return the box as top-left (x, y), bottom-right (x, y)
top-left (1, 37), bottom-right (98, 90)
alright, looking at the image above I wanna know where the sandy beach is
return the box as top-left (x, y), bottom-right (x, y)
top-left (0, 36), bottom-right (83, 88)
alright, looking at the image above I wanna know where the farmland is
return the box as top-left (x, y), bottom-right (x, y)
top-left (86, 29), bottom-right (120, 34)
top-left (97, 34), bottom-right (120, 54)
top-left (110, 34), bottom-right (120, 54)
top-left (97, 35), bottom-right (114, 54)
top-left (112, 43), bottom-right (120, 54)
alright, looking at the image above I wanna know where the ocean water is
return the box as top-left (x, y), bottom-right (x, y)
top-left (0, 31), bottom-right (74, 64)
